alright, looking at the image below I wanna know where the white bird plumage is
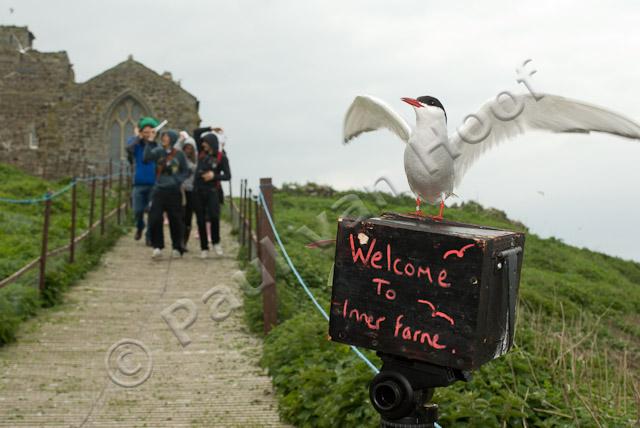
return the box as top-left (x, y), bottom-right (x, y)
top-left (11, 32), bottom-right (30, 55)
top-left (343, 93), bottom-right (640, 212)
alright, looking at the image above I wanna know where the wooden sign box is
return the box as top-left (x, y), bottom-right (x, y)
top-left (329, 213), bottom-right (525, 371)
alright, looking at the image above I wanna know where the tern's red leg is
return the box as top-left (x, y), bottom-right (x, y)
top-left (430, 198), bottom-right (445, 221)
top-left (413, 197), bottom-right (424, 216)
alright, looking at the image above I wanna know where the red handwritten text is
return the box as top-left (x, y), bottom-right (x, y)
top-left (372, 278), bottom-right (396, 300)
top-left (349, 234), bottom-right (450, 288)
top-left (341, 299), bottom-right (386, 331)
top-left (393, 315), bottom-right (446, 349)
top-left (350, 234), bottom-right (377, 265)
top-left (417, 299), bottom-right (455, 326)
top-left (437, 269), bottom-right (450, 288)
top-left (443, 243), bottom-right (475, 260)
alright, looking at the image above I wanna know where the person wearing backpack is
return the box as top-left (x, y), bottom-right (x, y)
top-left (192, 130), bottom-right (231, 258)
top-left (210, 127), bottom-right (228, 205)
top-left (143, 129), bottom-right (189, 259)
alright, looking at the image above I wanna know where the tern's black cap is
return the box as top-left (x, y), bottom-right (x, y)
top-left (417, 96), bottom-right (447, 122)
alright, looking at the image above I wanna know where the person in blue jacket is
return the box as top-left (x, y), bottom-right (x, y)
top-left (126, 117), bottom-right (159, 245)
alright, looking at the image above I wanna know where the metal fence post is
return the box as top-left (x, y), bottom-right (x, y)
top-left (247, 189), bottom-right (252, 261)
top-left (228, 180), bottom-right (234, 224)
top-left (255, 196), bottom-right (260, 261)
top-left (108, 159), bottom-right (113, 190)
top-left (237, 180), bottom-right (241, 238)
top-left (117, 167), bottom-right (123, 224)
top-left (100, 178), bottom-right (106, 236)
top-left (89, 178), bottom-right (96, 233)
top-left (69, 180), bottom-right (77, 263)
top-left (39, 193), bottom-right (52, 292)
top-left (239, 179), bottom-right (243, 230)
top-left (259, 177), bottom-right (277, 334)
top-left (240, 179), bottom-right (246, 244)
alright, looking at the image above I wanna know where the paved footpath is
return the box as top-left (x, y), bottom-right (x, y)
top-left (0, 221), bottom-right (289, 427)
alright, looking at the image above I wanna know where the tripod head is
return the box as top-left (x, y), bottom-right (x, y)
top-left (369, 353), bottom-right (471, 427)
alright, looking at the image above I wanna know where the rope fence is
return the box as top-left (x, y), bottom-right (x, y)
top-left (229, 177), bottom-right (380, 374)
top-left (0, 162), bottom-right (133, 291)
top-left (230, 178), bottom-right (448, 427)
top-left (0, 167), bottom-right (130, 204)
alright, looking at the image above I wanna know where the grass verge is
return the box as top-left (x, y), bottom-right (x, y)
top-left (229, 183), bottom-right (639, 427)
top-left (0, 163), bottom-right (129, 346)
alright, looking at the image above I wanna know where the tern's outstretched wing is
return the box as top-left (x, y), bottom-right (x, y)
top-left (451, 93), bottom-right (640, 186)
top-left (343, 95), bottom-right (411, 144)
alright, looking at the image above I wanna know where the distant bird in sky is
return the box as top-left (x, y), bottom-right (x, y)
top-left (343, 93), bottom-right (640, 219)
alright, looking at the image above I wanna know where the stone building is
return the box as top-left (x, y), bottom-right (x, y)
top-left (0, 25), bottom-right (200, 178)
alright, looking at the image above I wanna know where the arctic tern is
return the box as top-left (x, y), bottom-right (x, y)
top-left (343, 93), bottom-right (640, 219)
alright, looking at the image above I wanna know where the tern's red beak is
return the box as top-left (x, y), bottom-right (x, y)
top-left (401, 97), bottom-right (423, 108)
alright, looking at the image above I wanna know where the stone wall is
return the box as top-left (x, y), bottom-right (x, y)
top-left (51, 57), bottom-right (201, 177)
top-left (0, 26), bottom-right (200, 179)
top-left (0, 27), bottom-right (74, 177)
top-left (0, 26), bottom-right (34, 51)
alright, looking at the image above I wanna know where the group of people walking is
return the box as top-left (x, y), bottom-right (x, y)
top-left (126, 117), bottom-right (231, 259)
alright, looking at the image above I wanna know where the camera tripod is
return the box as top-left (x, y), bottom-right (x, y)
top-left (369, 353), bottom-right (472, 427)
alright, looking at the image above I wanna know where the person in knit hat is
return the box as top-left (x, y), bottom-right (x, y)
top-left (126, 117), bottom-right (160, 245)
top-left (143, 129), bottom-right (189, 259)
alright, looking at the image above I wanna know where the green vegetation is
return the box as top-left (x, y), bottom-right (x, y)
top-left (233, 183), bottom-right (640, 427)
top-left (0, 163), bottom-right (128, 345)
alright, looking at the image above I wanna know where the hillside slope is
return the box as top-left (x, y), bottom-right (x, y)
top-left (236, 183), bottom-right (640, 427)
top-left (0, 163), bottom-right (125, 345)
top-left (0, 163), bottom-right (122, 277)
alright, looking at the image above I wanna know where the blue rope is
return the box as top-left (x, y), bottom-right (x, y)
top-left (257, 190), bottom-right (380, 374)
top-left (0, 196), bottom-right (44, 204)
top-left (0, 170), bottom-right (131, 204)
top-left (257, 190), bottom-right (443, 428)
top-left (45, 181), bottom-right (76, 200)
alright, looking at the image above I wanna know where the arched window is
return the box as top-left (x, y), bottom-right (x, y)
top-left (108, 97), bottom-right (148, 161)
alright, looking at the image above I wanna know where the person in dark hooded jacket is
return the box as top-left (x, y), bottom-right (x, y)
top-left (194, 126), bottom-right (227, 204)
top-left (176, 131), bottom-right (198, 250)
top-left (144, 129), bottom-right (189, 259)
top-left (192, 129), bottom-right (231, 257)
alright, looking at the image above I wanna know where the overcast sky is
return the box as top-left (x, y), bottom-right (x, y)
top-left (2, 0), bottom-right (640, 262)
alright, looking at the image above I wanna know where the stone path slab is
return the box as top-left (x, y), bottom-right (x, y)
top-left (0, 221), bottom-right (288, 427)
